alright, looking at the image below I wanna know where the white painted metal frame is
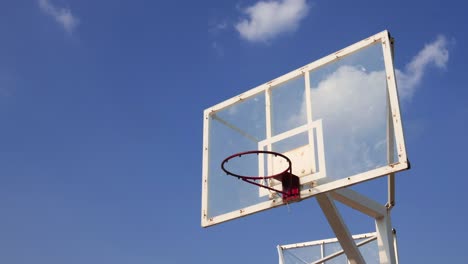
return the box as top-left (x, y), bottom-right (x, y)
top-left (386, 35), bottom-right (398, 209)
top-left (328, 188), bottom-right (397, 263)
top-left (277, 231), bottom-right (399, 264)
top-left (278, 233), bottom-right (376, 264)
top-left (316, 194), bottom-right (366, 264)
top-left (201, 30), bottom-right (409, 227)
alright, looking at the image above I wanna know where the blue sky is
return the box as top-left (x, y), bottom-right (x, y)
top-left (0, 0), bottom-right (467, 263)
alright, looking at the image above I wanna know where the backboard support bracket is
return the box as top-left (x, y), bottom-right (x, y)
top-left (325, 187), bottom-right (398, 264)
top-left (316, 193), bottom-right (366, 264)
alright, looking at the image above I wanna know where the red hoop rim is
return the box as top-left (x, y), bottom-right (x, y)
top-left (221, 150), bottom-right (292, 180)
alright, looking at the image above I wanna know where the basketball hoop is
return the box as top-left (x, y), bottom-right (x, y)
top-left (221, 150), bottom-right (300, 203)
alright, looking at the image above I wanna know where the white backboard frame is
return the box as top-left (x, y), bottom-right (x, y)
top-left (201, 30), bottom-right (408, 227)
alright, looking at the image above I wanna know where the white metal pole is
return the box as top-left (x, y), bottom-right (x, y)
top-left (375, 213), bottom-right (396, 264)
top-left (393, 228), bottom-right (399, 264)
top-left (277, 245), bottom-right (285, 264)
top-left (316, 194), bottom-right (365, 264)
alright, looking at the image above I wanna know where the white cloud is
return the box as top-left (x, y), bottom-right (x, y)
top-left (217, 35), bottom-right (449, 181)
top-left (397, 35), bottom-right (449, 100)
top-left (283, 35), bottom-right (450, 179)
top-left (235, 0), bottom-right (309, 42)
top-left (38, 0), bottom-right (79, 34)
top-left (309, 66), bottom-right (388, 178)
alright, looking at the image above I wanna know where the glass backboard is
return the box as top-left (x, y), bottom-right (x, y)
top-left (201, 31), bottom-right (408, 227)
top-left (277, 232), bottom-right (397, 264)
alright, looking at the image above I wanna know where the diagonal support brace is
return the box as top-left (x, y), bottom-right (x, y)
top-left (316, 193), bottom-right (365, 264)
top-left (330, 188), bottom-right (387, 218)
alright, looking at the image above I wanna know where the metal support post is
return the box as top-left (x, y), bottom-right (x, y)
top-left (375, 212), bottom-right (396, 264)
top-left (277, 245), bottom-right (285, 264)
top-left (316, 194), bottom-right (365, 264)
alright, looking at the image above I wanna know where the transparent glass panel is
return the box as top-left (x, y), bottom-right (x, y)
top-left (271, 76), bottom-right (307, 135)
top-left (280, 235), bottom-right (382, 264)
top-left (207, 92), bottom-right (267, 217)
top-left (309, 43), bottom-right (388, 182)
top-left (359, 240), bottom-right (380, 263)
top-left (202, 35), bottom-right (403, 225)
top-left (272, 132), bottom-right (309, 153)
top-left (324, 242), bottom-right (347, 263)
top-left (283, 246), bottom-right (322, 264)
